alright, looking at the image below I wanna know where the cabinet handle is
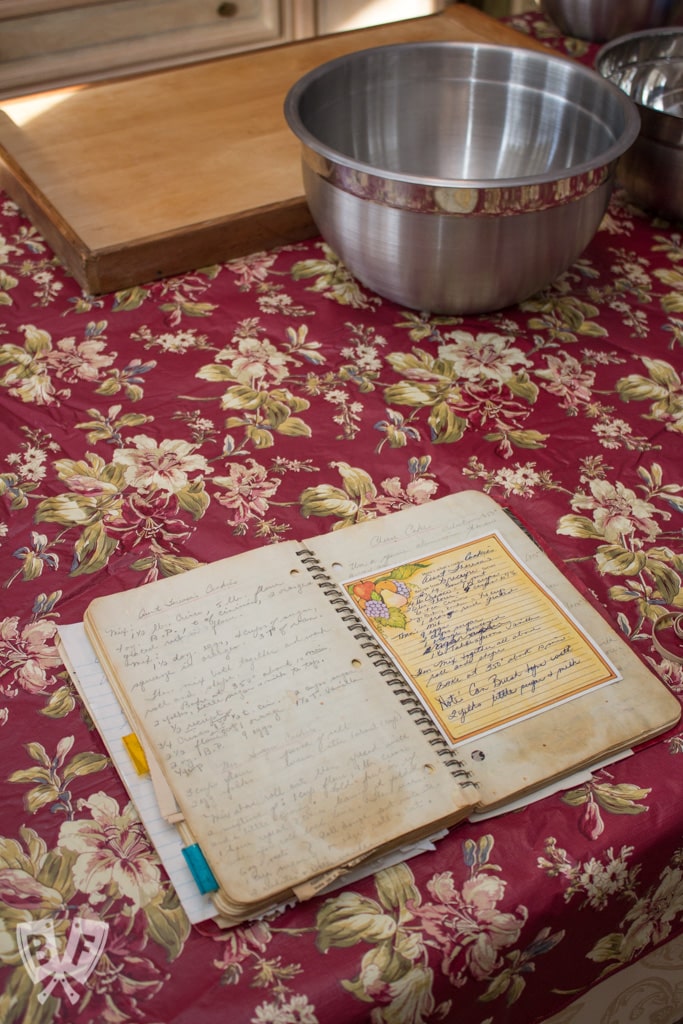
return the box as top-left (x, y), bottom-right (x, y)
top-left (217, 2), bottom-right (238, 15)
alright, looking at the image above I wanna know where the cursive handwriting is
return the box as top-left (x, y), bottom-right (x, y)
top-left (90, 542), bottom-right (467, 901)
top-left (358, 533), bottom-right (614, 744)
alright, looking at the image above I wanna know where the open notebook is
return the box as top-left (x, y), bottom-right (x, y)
top-left (58, 491), bottom-right (681, 928)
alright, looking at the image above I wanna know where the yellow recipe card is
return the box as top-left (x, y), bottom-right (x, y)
top-left (343, 532), bottom-right (619, 746)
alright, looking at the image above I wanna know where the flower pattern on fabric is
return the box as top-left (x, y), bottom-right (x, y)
top-left (59, 792), bottom-right (163, 909)
top-left (313, 839), bottom-right (563, 1022)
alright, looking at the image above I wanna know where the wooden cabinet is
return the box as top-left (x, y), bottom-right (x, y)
top-left (0, 0), bottom-right (447, 97)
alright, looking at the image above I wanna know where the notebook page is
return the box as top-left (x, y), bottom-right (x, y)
top-left (83, 541), bottom-right (475, 905)
top-left (309, 491), bottom-right (680, 809)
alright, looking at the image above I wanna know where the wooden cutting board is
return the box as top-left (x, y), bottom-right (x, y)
top-left (0, 4), bottom-right (550, 294)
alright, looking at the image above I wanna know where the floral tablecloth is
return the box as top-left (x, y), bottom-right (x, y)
top-left (1, 10), bottom-right (682, 1024)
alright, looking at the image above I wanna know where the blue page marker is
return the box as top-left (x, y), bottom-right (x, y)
top-left (182, 844), bottom-right (219, 893)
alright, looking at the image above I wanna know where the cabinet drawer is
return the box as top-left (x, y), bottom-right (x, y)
top-left (0, 0), bottom-right (287, 96)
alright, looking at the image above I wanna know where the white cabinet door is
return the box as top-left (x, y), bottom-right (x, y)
top-left (0, 0), bottom-right (288, 96)
top-left (315, 0), bottom-right (445, 35)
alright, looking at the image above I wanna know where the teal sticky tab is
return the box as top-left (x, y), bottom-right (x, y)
top-left (182, 843), bottom-right (219, 893)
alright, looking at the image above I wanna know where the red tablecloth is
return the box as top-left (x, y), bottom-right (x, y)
top-left (1, 10), bottom-right (682, 1024)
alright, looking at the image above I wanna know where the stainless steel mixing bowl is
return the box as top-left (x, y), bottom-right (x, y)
top-left (540, 0), bottom-right (683, 43)
top-left (597, 28), bottom-right (683, 220)
top-left (284, 42), bottom-right (640, 315)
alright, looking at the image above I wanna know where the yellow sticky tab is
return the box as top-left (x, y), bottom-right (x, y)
top-left (122, 733), bottom-right (149, 775)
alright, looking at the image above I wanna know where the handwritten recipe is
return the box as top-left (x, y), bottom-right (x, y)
top-left (344, 533), bottom-right (618, 745)
top-left (87, 543), bottom-right (470, 903)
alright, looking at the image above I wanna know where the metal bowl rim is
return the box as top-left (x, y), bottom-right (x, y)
top-left (596, 26), bottom-right (683, 126)
top-left (596, 23), bottom-right (683, 58)
top-left (284, 40), bottom-right (641, 191)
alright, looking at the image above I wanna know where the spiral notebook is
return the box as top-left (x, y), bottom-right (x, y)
top-left (76, 492), bottom-right (681, 927)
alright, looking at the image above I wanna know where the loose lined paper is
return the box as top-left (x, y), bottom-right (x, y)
top-left (57, 623), bottom-right (216, 924)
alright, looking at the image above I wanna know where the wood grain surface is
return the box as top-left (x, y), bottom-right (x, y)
top-left (0, 4), bottom-right (551, 293)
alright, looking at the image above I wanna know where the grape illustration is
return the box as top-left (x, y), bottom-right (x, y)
top-left (364, 600), bottom-right (390, 620)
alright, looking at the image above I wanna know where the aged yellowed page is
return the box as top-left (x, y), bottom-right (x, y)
top-left (309, 491), bottom-right (680, 810)
top-left (84, 541), bottom-right (474, 910)
top-left (343, 532), bottom-right (617, 745)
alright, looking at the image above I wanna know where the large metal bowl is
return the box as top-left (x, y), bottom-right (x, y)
top-left (597, 28), bottom-right (683, 220)
top-left (540, 0), bottom-right (683, 43)
top-left (284, 42), bottom-right (640, 314)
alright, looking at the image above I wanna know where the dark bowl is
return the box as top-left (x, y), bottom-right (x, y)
top-left (597, 27), bottom-right (683, 219)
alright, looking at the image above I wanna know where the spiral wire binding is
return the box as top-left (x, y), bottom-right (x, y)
top-left (296, 547), bottom-right (476, 789)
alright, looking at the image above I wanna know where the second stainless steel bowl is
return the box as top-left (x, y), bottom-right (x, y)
top-left (541, 0), bottom-right (683, 43)
top-left (284, 42), bottom-right (640, 314)
top-left (597, 27), bottom-right (683, 219)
